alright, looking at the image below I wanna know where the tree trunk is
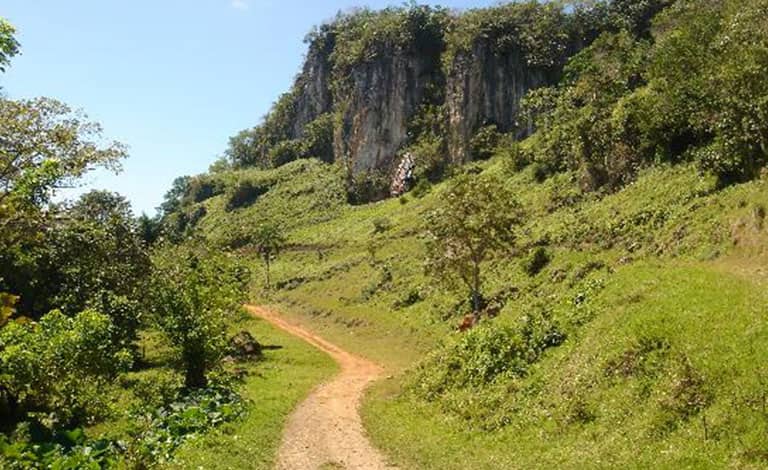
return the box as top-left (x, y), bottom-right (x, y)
top-left (184, 351), bottom-right (208, 389)
top-left (265, 255), bottom-right (271, 290)
top-left (472, 261), bottom-right (482, 321)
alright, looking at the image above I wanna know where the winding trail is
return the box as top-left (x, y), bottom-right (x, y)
top-left (245, 305), bottom-right (397, 470)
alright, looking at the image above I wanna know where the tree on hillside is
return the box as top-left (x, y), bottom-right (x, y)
top-left (253, 223), bottom-right (285, 290)
top-left (425, 174), bottom-right (521, 319)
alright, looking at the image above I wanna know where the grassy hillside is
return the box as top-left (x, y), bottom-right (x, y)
top-left (174, 153), bottom-right (768, 468)
top-left (151, 1), bottom-right (768, 466)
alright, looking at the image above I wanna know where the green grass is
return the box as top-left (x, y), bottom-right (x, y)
top-left (176, 156), bottom-right (768, 468)
top-left (363, 261), bottom-right (768, 468)
top-left (168, 313), bottom-right (338, 469)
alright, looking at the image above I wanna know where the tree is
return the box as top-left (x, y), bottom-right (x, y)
top-left (46, 191), bottom-right (150, 348)
top-left (137, 212), bottom-right (162, 245)
top-left (157, 175), bottom-right (191, 217)
top-left (0, 97), bottom-right (127, 254)
top-left (0, 18), bottom-right (20, 73)
top-left (253, 223), bottom-right (285, 289)
top-left (149, 246), bottom-right (249, 388)
top-left (2, 190), bottom-right (150, 323)
top-left (425, 174), bottom-right (521, 318)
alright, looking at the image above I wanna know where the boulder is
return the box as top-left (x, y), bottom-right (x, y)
top-left (229, 330), bottom-right (263, 360)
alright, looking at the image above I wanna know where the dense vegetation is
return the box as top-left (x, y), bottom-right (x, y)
top-left (0, 21), bottom-right (274, 468)
top-left (150, 0), bottom-right (768, 467)
top-left (3, 0), bottom-right (768, 467)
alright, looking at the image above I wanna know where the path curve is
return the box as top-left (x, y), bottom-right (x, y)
top-left (245, 305), bottom-right (396, 470)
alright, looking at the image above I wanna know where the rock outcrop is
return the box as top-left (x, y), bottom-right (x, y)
top-left (290, 32), bottom-right (335, 140)
top-left (243, 4), bottom-right (587, 195)
top-left (334, 50), bottom-right (441, 175)
top-left (446, 43), bottom-right (557, 163)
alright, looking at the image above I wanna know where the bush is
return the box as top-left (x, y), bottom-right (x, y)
top-left (499, 141), bottom-right (531, 174)
top-left (411, 312), bottom-right (565, 401)
top-left (372, 217), bottom-right (392, 234)
top-left (522, 247), bottom-right (552, 276)
top-left (125, 384), bottom-right (246, 467)
top-left (225, 180), bottom-right (271, 211)
top-left (130, 370), bottom-right (184, 410)
top-left (88, 292), bottom-right (142, 354)
top-left (149, 246), bottom-right (250, 388)
top-left (0, 310), bottom-right (131, 426)
top-left (346, 171), bottom-right (390, 205)
top-left (0, 427), bottom-right (117, 469)
top-left (469, 125), bottom-right (501, 161)
top-left (269, 139), bottom-right (304, 167)
top-left (185, 176), bottom-right (224, 203)
top-left (411, 179), bottom-right (432, 198)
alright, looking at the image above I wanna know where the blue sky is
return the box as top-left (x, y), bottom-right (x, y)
top-left (1, 0), bottom-right (499, 215)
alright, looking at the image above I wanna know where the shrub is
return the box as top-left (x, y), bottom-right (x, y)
top-left (269, 139), bottom-right (304, 167)
top-left (412, 312), bottom-right (565, 400)
top-left (394, 288), bottom-right (423, 309)
top-left (372, 217), bottom-right (392, 234)
top-left (125, 384), bottom-right (246, 467)
top-left (522, 247), bottom-right (552, 276)
top-left (0, 310), bottom-right (131, 426)
top-left (87, 291), bottom-right (141, 354)
top-left (130, 370), bottom-right (184, 410)
top-left (0, 427), bottom-right (117, 469)
top-left (149, 247), bottom-right (249, 388)
top-left (301, 113), bottom-right (335, 163)
top-left (225, 180), bottom-right (271, 211)
top-left (499, 141), bottom-right (531, 174)
top-left (185, 176), bottom-right (224, 203)
top-left (658, 355), bottom-right (712, 420)
top-left (469, 124), bottom-right (501, 161)
top-left (346, 171), bottom-right (390, 205)
top-left (411, 179), bottom-right (432, 198)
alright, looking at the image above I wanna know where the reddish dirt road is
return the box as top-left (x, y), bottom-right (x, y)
top-left (245, 305), bottom-right (396, 470)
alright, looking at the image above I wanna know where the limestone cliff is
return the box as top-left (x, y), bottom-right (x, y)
top-left (445, 43), bottom-right (558, 164)
top-left (334, 49), bottom-right (441, 175)
top-left (239, 4), bottom-right (585, 194)
top-left (290, 31), bottom-right (335, 140)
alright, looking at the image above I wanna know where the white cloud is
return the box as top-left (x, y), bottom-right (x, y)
top-left (231, 0), bottom-right (249, 10)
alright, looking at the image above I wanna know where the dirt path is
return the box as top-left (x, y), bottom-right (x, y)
top-left (245, 305), bottom-right (397, 470)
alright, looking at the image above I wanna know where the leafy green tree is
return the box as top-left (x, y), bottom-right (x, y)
top-left (149, 246), bottom-right (249, 388)
top-left (425, 174), bottom-right (521, 317)
top-left (137, 212), bottom-right (162, 245)
top-left (158, 176), bottom-right (191, 217)
top-left (0, 309), bottom-right (131, 425)
top-left (0, 98), bottom-right (129, 319)
top-left (0, 97), bottom-right (127, 253)
top-left (525, 0), bottom-right (768, 188)
top-left (225, 128), bottom-right (262, 168)
top-left (0, 18), bottom-right (20, 73)
top-left (253, 223), bottom-right (285, 289)
top-left (25, 191), bottom-right (150, 318)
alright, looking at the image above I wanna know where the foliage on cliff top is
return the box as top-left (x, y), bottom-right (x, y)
top-left (329, 4), bottom-right (449, 77)
top-left (443, 1), bottom-right (572, 70)
top-left (524, 0), bottom-right (768, 190)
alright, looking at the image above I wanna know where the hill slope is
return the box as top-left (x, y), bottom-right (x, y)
top-left (158, 0), bottom-right (768, 467)
top-left (171, 154), bottom-right (768, 467)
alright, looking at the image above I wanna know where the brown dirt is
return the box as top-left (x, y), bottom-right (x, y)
top-left (245, 305), bottom-right (397, 470)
